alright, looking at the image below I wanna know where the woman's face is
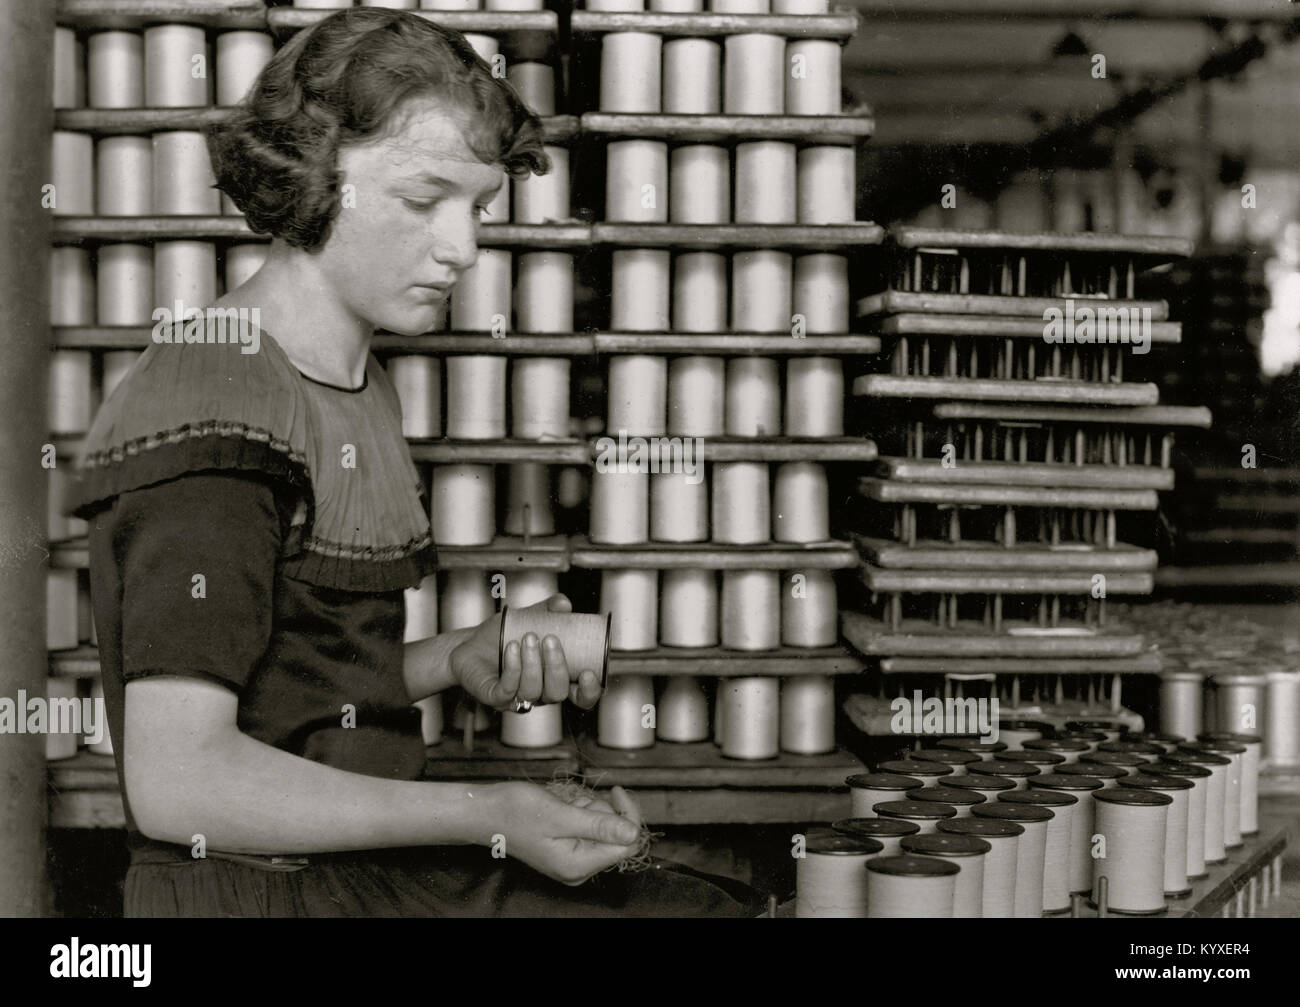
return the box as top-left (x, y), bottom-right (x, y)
top-left (317, 96), bottom-right (505, 336)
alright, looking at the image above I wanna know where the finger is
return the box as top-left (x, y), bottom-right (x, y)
top-left (609, 786), bottom-right (643, 829)
top-left (544, 593), bottom-right (572, 614)
top-left (568, 670), bottom-right (602, 710)
top-left (541, 635), bottom-right (570, 704)
top-left (562, 803), bottom-right (640, 847)
top-left (485, 640), bottom-right (524, 708)
top-left (516, 633), bottom-right (544, 704)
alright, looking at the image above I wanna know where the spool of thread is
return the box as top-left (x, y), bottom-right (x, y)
top-left (414, 696), bottom-right (444, 746)
top-left (152, 132), bottom-right (220, 215)
top-left (724, 35), bottom-right (784, 115)
top-left (712, 0), bottom-right (768, 11)
top-left (781, 569), bottom-right (837, 647)
top-left (600, 33), bottom-right (661, 112)
top-left (782, 358), bottom-right (841, 439)
top-left (145, 25), bottom-right (209, 107)
top-left (670, 146), bottom-right (729, 224)
top-left (1184, 739), bottom-right (1245, 848)
top-left (101, 351), bottom-right (141, 401)
top-left (601, 569), bottom-right (658, 650)
top-left (445, 356), bottom-right (506, 439)
top-left (970, 760), bottom-right (1040, 791)
top-left (508, 62), bottom-right (555, 115)
top-left (87, 680), bottom-right (114, 756)
top-left (656, 677), bottom-right (711, 742)
top-left (224, 243), bottom-right (267, 291)
top-left (734, 142), bottom-right (796, 224)
top-left (785, 39), bottom-right (841, 115)
top-left (154, 240), bottom-right (217, 307)
top-left (772, 463), bottom-right (829, 543)
top-left (832, 817), bottom-right (919, 856)
top-left (54, 27), bottom-right (84, 108)
top-left (47, 570), bottom-right (80, 652)
top-left (663, 39), bottom-right (720, 113)
top-left (586, 0), bottom-right (644, 8)
top-left (503, 570), bottom-right (558, 611)
top-left (999, 789), bottom-right (1076, 913)
top-left (937, 737), bottom-right (1007, 761)
top-left (797, 146), bottom-right (855, 224)
top-left (1160, 670), bottom-right (1203, 739)
top-left (998, 720), bottom-right (1052, 751)
top-left (672, 253), bottom-right (727, 332)
top-left (430, 465), bottom-right (495, 545)
top-left (913, 747), bottom-right (981, 770)
top-left (718, 677), bottom-right (780, 759)
top-left (514, 154), bottom-right (570, 224)
top-left (48, 351), bottom-right (94, 435)
top-left (1265, 671), bottom-right (1300, 768)
top-left (598, 675), bottom-right (656, 749)
top-left (1065, 720), bottom-right (1126, 743)
top-left (611, 250), bottom-right (670, 331)
top-left (938, 817), bottom-right (1023, 919)
top-left (1056, 762), bottom-right (1126, 789)
top-left (649, 472), bottom-right (709, 543)
top-left (796, 829), bottom-right (882, 918)
top-left (882, 759), bottom-right (954, 788)
top-left (1123, 774), bottom-right (1194, 896)
top-left (972, 802), bottom-right (1052, 918)
top-left (901, 834), bottom-right (990, 918)
top-left (659, 569), bottom-right (717, 647)
top-left (732, 251), bottom-right (792, 332)
top-left (652, 0), bottom-right (702, 9)
top-left (1167, 749), bottom-right (1229, 864)
top-left (905, 785), bottom-right (985, 818)
top-left (725, 359), bottom-right (781, 437)
top-left (780, 675), bottom-right (835, 754)
top-left (511, 357), bottom-right (570, 439)
top-left (387, 356), bottom-right (442, 438)
top-left (1098, 740), bottom-right (1164, 762)
top-left (1080, 751), bottom-right (1146, 778)
top-left (51, 248), bottom-right (95, 327)
top-left (1024, 738), bottom-right (1090, 765)
top-left (1029, 773), bottom-right (1105, 894)
top-left (943, 774), bottom-right (1017, 808)
top-left (418, 0), bottom-right (480, 10)
top-left (52, 132), bottom-right (94, 216)
top-left (590, 470), bottom-right (649, 544)
top-left (45, 677), bottom-right (81, 761)
top-left (1213, 673), bottom-right (1266, 737)
top-left (607, 356), bottom-right (667, 436)
top-left (845, 772), bottom-right (924, 818)
top-left (1142, 761), bottom-right (1210, 879)
top-left (667, 357), bottom-right (724, 436)
top-left (500, 604), bottom-right (610, 687)
top-left (484, 0), bottom-right (543, 11)
top-left (866, 856), bottom-right (959, 918)
top-left (215, 31), bottom-right (273, 105)
top-left (504, 463), bottom-right (555, 536)
top-left (792, 253), bottom-right (849, 334)
top-left (440, 570), bottom-right (494, 635)
top-left (363, 0), bottom-right (419, 6)
top-left (1091, 789), bottom-right (1172, 914)
top-left (720, 570), bottom-right (780, 650)
top-left (711, 463), bottom-right (769, 544)
top-left (404, 574), bottom-right (439, 642)
top-left (451, 249), bottom-right (511, 331)
top-left (606, 140), bottom-right (667, 223)
top-left (1200, 731), bottom-right (1260, 835)
top-left (88, 31), bottom-right (144, 108)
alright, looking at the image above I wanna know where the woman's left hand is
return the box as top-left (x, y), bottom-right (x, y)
top-left (450, 594), bottom-right (604, 712)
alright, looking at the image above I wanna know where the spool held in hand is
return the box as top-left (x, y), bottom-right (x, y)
top-left (497, 604), bottom-right (613, 698)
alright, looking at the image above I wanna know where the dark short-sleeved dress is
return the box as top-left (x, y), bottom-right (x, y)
top-left (70, 329), bottom-right (762, 917)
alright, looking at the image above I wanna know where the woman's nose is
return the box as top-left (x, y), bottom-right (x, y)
top-left (433, 210), bottom-right (481, 272)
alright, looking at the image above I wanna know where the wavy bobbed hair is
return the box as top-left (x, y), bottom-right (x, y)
top-left (207, 8), bottom-right (549, 251)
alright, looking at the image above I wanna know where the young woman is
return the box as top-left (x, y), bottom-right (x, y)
top-left (72, 8), bottom-right (760, 917)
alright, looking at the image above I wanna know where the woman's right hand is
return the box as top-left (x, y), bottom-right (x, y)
top-left (485, 781), bottom-right (643, 886)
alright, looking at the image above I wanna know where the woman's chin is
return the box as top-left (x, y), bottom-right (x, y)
top-left (380, 310), bottom-right (442, 337)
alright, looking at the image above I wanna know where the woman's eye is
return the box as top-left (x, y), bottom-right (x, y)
top-left (403, 198), bottom-right (437, 212)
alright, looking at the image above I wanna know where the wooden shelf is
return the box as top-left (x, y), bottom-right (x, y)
top-left (871, 457), bottom-right (1174, 491)
top-left (592, 332), bottom-right (882, 355)
top-left (570, 10), bottom-right (858, 39)
top-left (608, 646), bottom-right (864, 676)
top-left (853, 536), bottom-right (1157, 572)
top-left (267, 7), bottom-right (558, 37)
top-left (434, 536), bottom-right (570, 571)
top-left (887, 227), bottom-right (1192, 261)
top-left (854, 374), bottom-right (1161, 407)
top-left (50, 647), bottom-right (103, 678)
top-left (593, 222), bottom-right (884, 250)
top-left (569, 536), bottom-right (858, 569)
top-left (878, 653), bottom-right (1163, 674)
top-left (57, 0), bottom-right (267, 30)
top-left (860, 565), bottom-right (1154, 595)
top-left (930, 402), bottom-right (1213, 428)
top-left (655, 437), bottom-right (876, 462)
top-left (407, 440), bottom-right (588, 465)
top-left (841, 611), bottom-right (1147, 658)
top-left (580, 112), bottom-right (873, 144)
top-left (872, 312), bottom-right (1182, 345)
top-left (857, 290), bottom-right (1170, 321)
top-left (374, 334), bottom-right (593, 354)
top-left (858, 476), bottom-right (1161, 511)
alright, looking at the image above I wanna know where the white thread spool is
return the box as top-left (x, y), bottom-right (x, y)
top-left (972, 803), bottom-right (1051, 918)
top-left (1265, 670), bottom-right (1300, 768)
top-left (942, 776), bottom-right (1016, 813)
top-left (463, 34), bottom-right (498, 63)
top-left (86, 679), bottom-right (114, 756)
top-left (504, 463), bottom-right (555, 537)
top-left (719, 676), bottom-right (779, 759)
top-left (773, 2), bottom-right (830, 17)
top-left (711, 463), bottom-right (769, 543)
top-left (1213, 673), bottom-right (1266, 737)
top-left (673, 252), bottom-right (728, 332)
top-left (516, 253), bottom-right (573, 333)
top-left (46, 570), bottom-right (80, 653)
top-left (50, 248), bottom-right (95, 327)
top-left (1160, 670), bottom-right (1203, 738)
top-left (363, 0), bottom-right (418, 6)
top-left (404, 574), bottom-right (442, 745)
top-left (913, 748), bottom-right (982, 772)
top-left (508, 63), bottom-right (555, 115)
top-left (650, 471), bottom-right (709, 543)
top-left (48, 351), bottom-right (94, 435)
top-left (1200, 731), bottom-right (1259, 834)
top-left (430, 465), bottom-right (495, 545)
top-left (216, 31), bottom-right (273, 105)
top-left (102, 351), bottom-right (141, 401)
top-left (88, 31), bottom-right (144, 108)
top-left (152, 131), bottom-right (220, 215)
top-left (725, 358), bottom-right (781, 436)
top-left (1171, 750), bottom-right (1228, 864)
top-left (45, 677), bottom-right (81, 761)
top-left (659, 569), bottom-right (717, 647)
top-left (1186, 740), bottom-right (1244, 848)
top-left (514, 147), bottom-right (569, 225)
top-left (901, 833), bottom-right (990, 918)
top-left (96, 137), bottom-right (151, 216)
top-left (1124, 774), bottom-right (1193, 896)
top-left (446, 357), bottom-right (506, 439)
top-left (606, 140), bottom-right (667, 223)
top-left (52, 132), bottom-right (94, 216)
top-left (772, 462), bottom-right (829, 543)
top-left (587, 0), bottom-right (644, 7)
top-left (1080, 751), bottom-right (1145, 779)
top-left (598, 675), bottom-right (656, 749)
top-left (663, 39), bottom-right (720, 114)
top-left (780, 675), bottom-right (835, 754)
top-left (882, 759), bottom-right (953, 789)
top-left (938, 817), bottom-right (1022, 918)
top-left (999, 789), bottom-right (1075, 913)
top-left (732, 251), bottom-right (792, 332)
top-left (796, 829), bottom-right (881, 918)
top-left (670, 146), bottom-right (729, 224)
top-left (782, 569), bottom-right (837, 647)
top-left (1028, 773), bottom-right (1103, 894)
top-left (906, 785), bottom-right (984, 819)
top-left (293, 0), bottom-right (345, 6)
top-left (1024, 738), bottom-right (1090, 765)
top-left (720, 570), bottom-right (780, 650)
top-left (1092, 789), bottom-right (1171, 914)
top-left (485, 0), bottom-right (542, 10)
top-left (656, 677), bottom-right (711, 742)
top-left (145, 25), bottom-right (209, 107)
top-left (668, 357), bottom-right (724, 436)
top-left (419, 0), bottom-right (480, 8)
top-left (440, 569), bottom-right (494, 631)
top-left (54, 27), bottom-right (84, 109)
top-left (793, 253), bottom-right (849, 334)
top-left (785, 39), bottom-right (840, 115)
top-left (611, 250), bottom-right (670, 331)
top-left (866, 856), bottom-right (958, 918)
top-left (712, 0), bottom-right (768, 11)
top-left (1144, 761), bottom-right (1209, 879)
top-left (511, 357), bottom-right (570, 438)
top-left (833, 817), bottom-right (919, 856)
top-left (878, 800), bottom-right (958, 836)
top-left (154, 240), bottom-right (217, 308)
top-left (225, 243), bottom-right (267, 291)
top-left (734, 142), bottom-right (796, 224)
top-left (653, 0), bottom-right (701, 8)
top-left (387, 356), bottom-right (442, 439)
top-left (846, 772), bottom-right (923, 818)
top-left (601, 569), bottom-right (658, 650)
top-left (797, 146), bottom-right (856, 224)
top-left (600, 33), bottom-right (661, 113)
top-left (451, 249), bottom-right (511, 332)
top-left (590, 470), bottom-right (649, 544)
top-left (499, 570), bottom-right (564, 749)
top-left (999, 720), bottom-right (1049, 751)
top-left (607, 356), bottom-right (667, 436)
top-left (724, 35), bottom-right (784, 115)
